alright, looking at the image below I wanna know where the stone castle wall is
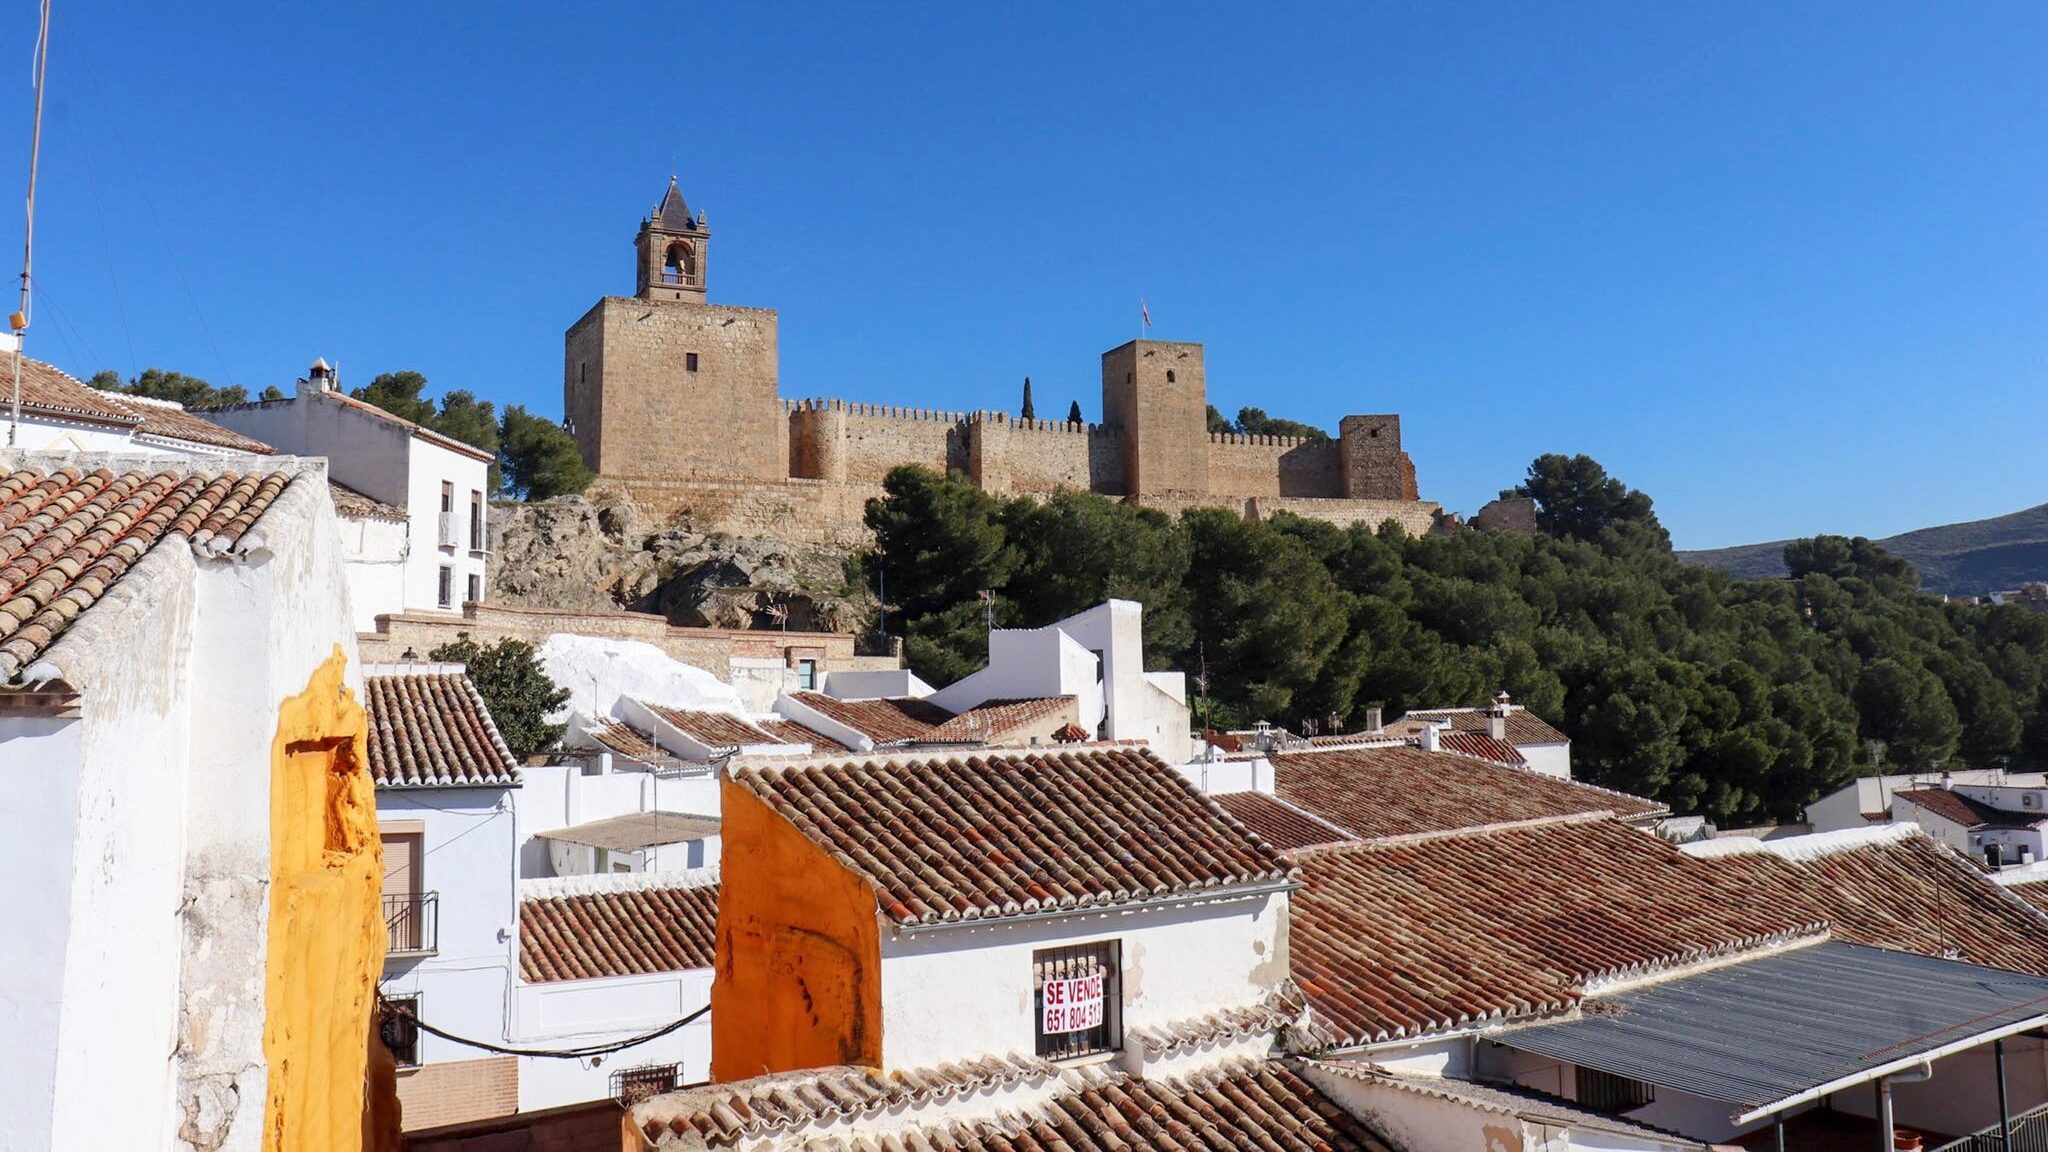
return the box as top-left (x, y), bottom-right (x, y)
top-left (1206, 432), bottom-right (1344, 499)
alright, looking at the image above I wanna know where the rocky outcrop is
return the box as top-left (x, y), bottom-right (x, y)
top-left (488, 492), bottom-right (873, 634)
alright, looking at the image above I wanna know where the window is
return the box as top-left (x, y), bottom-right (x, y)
top-left (1165, 370), bottom-right (1176, 383)
top-left (579, 360), bottom-right (588, 386)
top-left (1034, 941), bottom-right (1119, 1060)
top-left (466, 574), bottom-right (481, 605)
top-left (469, 490), bottom-right (484, 550)
top-left (796, 659), bottom-right (818, 691)
top-left (612, 1063), bottom-right (680, 1105)
top-left (437, 566), bottom-right (453, 609)
top-left (1576, 1067), bottom-right (1654, 1112)
top-left (685, 352), bottom-right (700, 373)
top-left (381, 995), bottom-right (421, 1068)
top-left (439, 481), bottom-right (452, 513)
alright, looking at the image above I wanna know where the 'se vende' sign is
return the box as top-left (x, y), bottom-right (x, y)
top-left (1041, 972), bottom-right (1105, 1034)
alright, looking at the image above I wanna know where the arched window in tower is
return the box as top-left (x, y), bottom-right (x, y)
top-left (1166, 370), bottom-right (1176, 383)
top-left (664, 241), bottom-right (697, 286)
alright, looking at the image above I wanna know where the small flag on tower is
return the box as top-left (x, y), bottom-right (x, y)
top-left (1141, 299), bottom-right (1152, 330)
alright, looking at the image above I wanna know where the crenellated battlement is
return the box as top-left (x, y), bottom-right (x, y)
top-left (571, 179), bottom-right (1430, 540)
top-left (1208, 431), bottom-right (1332, 449)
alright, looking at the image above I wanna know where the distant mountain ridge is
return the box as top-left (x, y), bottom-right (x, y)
top-left (1678, 501), bottom-right (2048, 596)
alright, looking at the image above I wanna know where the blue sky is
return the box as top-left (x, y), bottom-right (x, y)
top-left (2, 3), bottom-right (2044, 549)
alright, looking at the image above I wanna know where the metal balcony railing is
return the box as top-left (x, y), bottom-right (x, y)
top-left (384, 891), bottom-right (438, 959)
top-left (1932, 1102), bottom-right (2048, 1152)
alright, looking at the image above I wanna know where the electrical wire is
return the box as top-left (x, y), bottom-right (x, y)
top-left (385, 995), bottom-right (708, 1060)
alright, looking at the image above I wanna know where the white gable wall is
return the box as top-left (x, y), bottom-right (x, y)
top-left (875, 891), bottom-right (1290, 1072)
top-left (0, 715), bottom-right (86, 1149)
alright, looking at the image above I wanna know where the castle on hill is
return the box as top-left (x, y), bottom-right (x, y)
top-left (564, 177), bottom-right (1441, 545)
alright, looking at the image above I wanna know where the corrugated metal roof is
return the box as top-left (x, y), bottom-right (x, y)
top-left (1491, 940), bottom-right (2048, 1120)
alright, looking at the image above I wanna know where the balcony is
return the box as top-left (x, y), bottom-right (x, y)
top-left (384, 891), bottom-right (438, 960)
top-left (436, 510), bottom-right (458, 549)
top-left (1933, 1101), bottom-right (2048, 1151)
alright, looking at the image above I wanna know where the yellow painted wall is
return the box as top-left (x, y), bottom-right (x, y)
top-left (711, 781), bottom-right (882, 1080)
top-left (263, 647), bottom-right (391, 1151)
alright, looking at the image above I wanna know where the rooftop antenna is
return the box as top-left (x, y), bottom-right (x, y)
top-left (9, 0), bottom-right (54, 447)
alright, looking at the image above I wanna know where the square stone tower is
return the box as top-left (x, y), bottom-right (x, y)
top-left (564, 178), bottom-right (783, 482)
top-left (1101, 340), bottom-right (1209, 498)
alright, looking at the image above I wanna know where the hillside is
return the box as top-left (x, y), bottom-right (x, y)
top-left (1679, 501), bottom-right (2048, 596)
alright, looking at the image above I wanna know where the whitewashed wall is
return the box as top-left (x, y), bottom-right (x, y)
top-left (338, 514), bottom-right (409, 632)
top-left (376, 788), bottom-right (518, 1070)
top-left (876, 891), bottom-right (1289, 1071)
top-left (512, 967), bottom-right (713, 1110)
top-left (516, 763), bottom-right (721, 879)
top-left (401, 436), bottom-right (490, 614)
top-left (0, 716), bottom-right (85, 1150)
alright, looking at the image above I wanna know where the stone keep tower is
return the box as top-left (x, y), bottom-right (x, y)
top-left (564, 177), bottom-right (783, 483)
top-left (1101, 340), bottom-right (1209, 498)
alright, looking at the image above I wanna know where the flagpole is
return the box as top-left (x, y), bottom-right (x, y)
top-left (10, 0), bottom-right (54, 448)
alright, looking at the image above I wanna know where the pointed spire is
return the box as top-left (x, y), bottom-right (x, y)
top-left (654, 175), bottom-right (695, 231)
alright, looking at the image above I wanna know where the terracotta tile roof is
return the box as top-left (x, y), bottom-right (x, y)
top-left (1895, 787), bottom-right (2043, 829)
top-left (643, 702), bottom-right (779, 747)
top-left (0, 464), bottom-right (294, 681)
top-left (1686, 827), bottom-right (2048, 976)
top-left (1439, 730), bottom-right (1528, 766)
top-left (1406, 707), bottom-right (1570, 745)
top-left (1273, 745), bottom-right (1664, 840)
top-left (1288, 815), bottom-right (1822, 1045)
top-left (588, 718), bottom-right (672, 762)
top-left (328, 479), bottom-right (406, 522)
top-left (518, 871), bottom-right (719, 982)
top-left (730, 746), bottom-right (1296, 926)
top-left (1214, 790), bottom-right (1357, 852)
top-left (787, 690), bottom-right (953, 744)
top-left (633, 1059), bottom-right (1397, 1151)
top-left (928, 695), bottom-right (1075, 741)
top-left (635, 1057), bottom-right (1057, 1145)
top-left (116, 395), bottom-right (274, 453)
top-left (2008, 880), bottom-right (2048, 916)
top-left (753, 716), bottom-right (849, 751)
top-left (6, 358), bottom-right (144, 428)
top-left (364, 669), bottom-right (520, 787)
top-left (1125, 987), bottom-right (1304, 1055)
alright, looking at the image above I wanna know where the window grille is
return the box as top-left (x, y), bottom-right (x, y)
top-left (1576, 1067), bottom-right (1654, 1112)
top-left (437, 566), bottom-right (454, 609)
top-left (611, 1062), bottom-right (680, 1105)
top-left (381, 995), bottom-right (421, 1067)
top-left (1033, 941), bottom-right (1119, 1060)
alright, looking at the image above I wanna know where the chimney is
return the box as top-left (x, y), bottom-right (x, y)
top-left (1419, 724), bottom-right (1440, 753)
top-left (1364, 706), bottom-right (1383, 734)
top-left (1488, 711), bottom-right (1507, 742)
top-left (1940, 771), bottom-right (1953, 791)
top-left (299, 356), bottom-right (336, 397)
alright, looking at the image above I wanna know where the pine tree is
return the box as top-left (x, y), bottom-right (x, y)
top-left (1067, 400), bottom-right (1083, 425)
top-left (1020, 377), bottom-right (1035, 420)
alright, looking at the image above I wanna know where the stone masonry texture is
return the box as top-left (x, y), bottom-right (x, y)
top-left (568, 181), bottom-right (1439, 542)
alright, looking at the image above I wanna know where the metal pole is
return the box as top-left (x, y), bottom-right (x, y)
top-left (1774, 1114), bottom-right (1786, 1152)
top-left (1998, 1038), bottom-right (2012, 1147)
top-left (1878, 1076), bottom-right (1894, 1152)
top-left (10, 0), bottom-right (54, 447)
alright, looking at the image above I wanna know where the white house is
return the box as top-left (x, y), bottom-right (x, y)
top-left (0, 449), bottom-right (385, 1151)
top-left (921, 599), bottom-right (1193, 762)
top-left (209, 360), bottom-right (495, 630)
top-left (0, 355), bottom-right (279, 458)
top-left (1806, 766), bottom-right (2048, 833)
top-left (1403, 693), bottom-right (1572, 779)
top-left (510, 869), bottom-right (718, 1112)
top-left (615, 742), bottom-right (1392, 1152)
top-left (364, 663), bottom-right (525, 1133)
top-left (1890, 781), bottom-right (2048, 867)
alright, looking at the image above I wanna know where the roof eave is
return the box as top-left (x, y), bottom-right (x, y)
top-left (891, 876), bottom-right (1301, 936)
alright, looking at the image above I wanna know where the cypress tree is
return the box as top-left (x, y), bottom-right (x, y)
top-left (1021, 376), bottom-right (1036, 420)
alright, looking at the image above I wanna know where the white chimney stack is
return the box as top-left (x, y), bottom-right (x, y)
top-left (1419, 724), bottom-right (1440, 753)
top-left (1364, 706), bottom-right (1383, 734)
top-left (1488, 711), bottom-right (1507, 742)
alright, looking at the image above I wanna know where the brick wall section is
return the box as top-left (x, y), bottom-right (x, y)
top-left (356, 601), bottom-right (863, 680)
top-left (836, 404), bottom-right (967, 485)
top-left (967, 415), bottom-right (1122, 496)
top-left (395, 1056), bottom-right (518, 1131)
top-left (404, 1099), bottom-right (624, 1152)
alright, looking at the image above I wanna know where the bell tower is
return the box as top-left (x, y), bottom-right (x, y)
top-left (636, 176), bottom-right (710, 302)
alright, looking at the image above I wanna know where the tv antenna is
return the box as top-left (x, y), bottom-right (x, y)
top-left (9, 0), bottom-right (54, 446)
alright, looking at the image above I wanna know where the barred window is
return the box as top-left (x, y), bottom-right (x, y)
top-left (612, 1062), bottom-right (681, 1105)
top-left (1034, 941), bottom-right (1120, 1060)
top-left (1576, 1066), bottom-right (1654, 1112)
top-left (381, 995), bottom-right (421, 1068)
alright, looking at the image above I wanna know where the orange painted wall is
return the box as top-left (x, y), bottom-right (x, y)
top-left (711, 781), bottom-right (882, 1081)
top-left (263, 647), bottom-right (391, 1151)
